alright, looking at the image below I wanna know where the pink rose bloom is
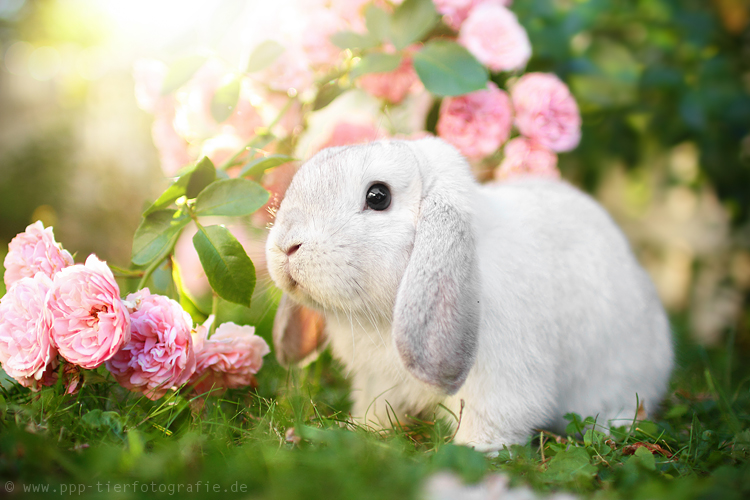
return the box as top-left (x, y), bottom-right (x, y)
top-left (174, 62), bottom-right (263, 143)
top-left (47, 255), bottom-right (131, 369)
top-left (435, 0), bottom-right (511, 30)
top-left (4, 221), bottom-right (74, 290)
top-left (106, 289), bottom-right (196, 400)
top-left (0, 273), bottom-right (56, 386)
top-left (511, 72), bottom-right (581, 152)
top-left (358, 53), bottom-right (420, 104)
top-left (329, 0), bottom-right (371, 33)
top-left (458, 2), bottom-right (530, 72)
top-left (133, 59), bottom-right (168, 114)
top-left (301, 8), bottom-right (344, 69)
top-left (261, 47), bottom-right (315, 95)
top-left (317, 122), bottom-right (385, 153)
top-left (495, 137), bottom-right (560, 180)
top-left (436, 82), bottom-right (513, 159)
top-left (152, 113), bottom-right (193, 176)
top-left (190, 321), bottom-right (270, 394)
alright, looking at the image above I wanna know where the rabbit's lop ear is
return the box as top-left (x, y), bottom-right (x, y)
top-left (392, 138), bottom-right (481, 395)
top-left (273, 294), bottom-right (327, 367)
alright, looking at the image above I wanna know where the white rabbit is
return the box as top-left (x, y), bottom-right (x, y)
top-left (265, 137), bottom-right (673, 452)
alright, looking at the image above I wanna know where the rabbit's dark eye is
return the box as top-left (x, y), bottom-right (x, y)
top-left (366, 183), bottom-right (391, 211)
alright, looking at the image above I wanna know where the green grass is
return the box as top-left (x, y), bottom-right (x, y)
top-left (1, 314), bottom-right (749, 500)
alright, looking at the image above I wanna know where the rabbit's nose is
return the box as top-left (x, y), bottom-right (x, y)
top-left (285, 243), bottom-right (301, 256)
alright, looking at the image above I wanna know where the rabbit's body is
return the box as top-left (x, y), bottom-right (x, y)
top-left (267, 138), bottom-right (673, 452)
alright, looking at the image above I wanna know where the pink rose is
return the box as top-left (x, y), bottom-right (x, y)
top-left (0, 273), bottom-right (56, 386)
top-left (434, 0), bottom-right (511, 30)
top-left (261, 47), bottom-right (315, 95)
top-left (133, 59), bottom-right (168, 114)
top-left (329, 0), bottom-right (371, 33)
top-left (106, 289), bottom-right (196, 400)
top-left (4, 221), bottom-right (74, 290)
top-left (190, 321), bottom-right (270, 394)
top-left (174, 61), bottom-right (264, 143)
top-left (511, 72), bottom-right (581, 152)
top-left (436, 82), bottom-right (513, 159)
top-left (317, 121), bottom-right (386, 152)
top-left (47, 255), bottom-right (131, 369)
top-left (458, 2), bottom-right (530, 72)
top-left (151, 113), bottom-right (193, 176)
top-left (495, 137), bottom-right (560, 180)
top-left (358, 52), bottom-right (420, 104)
top-left (301, 8), bottom-right (345, 70)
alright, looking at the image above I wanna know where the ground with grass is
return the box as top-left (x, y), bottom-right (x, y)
top-left (1, 314), bottom-right (749, 500)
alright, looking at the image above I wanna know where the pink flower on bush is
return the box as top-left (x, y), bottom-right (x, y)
top-left (0, 273), bottom-right (56, 386)
top-left (358, 53), bottom-right (420, 104)
top-left (152, 114), bottom-right (193, 176)
top-left (190, 321), bottom-right (270, 394)
top-left (301, 8), bottom-right (345, 69)
top-left (495, 137), bottom-right (559, 180)
top-left (458, 2), bottom-right (530, 72)
top-left (511, 72), bottom-right (582, 152)
top-left (317, 121), bottom-right (385, 152)
top-left (436, 82), bottom-right (513, 159)
top-left (47, 255), bottom-right (130, 370)
top-left (262, 47), bottom-right (315, 95)
top-left (3, 221), bottom-right (74, 290)
top-left (133, 59), bottom-right (168, 114)
top-left (435, 0), bottom-right (511, 30)
top-left (106, 289), bottom-right (196, 400)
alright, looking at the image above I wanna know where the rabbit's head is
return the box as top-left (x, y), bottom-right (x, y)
top-left (266, 137), bottom-right (481, 394)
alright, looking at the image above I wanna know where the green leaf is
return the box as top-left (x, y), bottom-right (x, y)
top-left (246, 40), bottom-right (285, 72)
top-left (161, 55), bottom-right (207, 95)
top-left (194, 178), bottom-right (270, 217)
top-left (631, 446), bottom-right (656, 471)
top-left (543, 447), bottom-right (597, 485)
top-left (330, 31), bottom-right (378, 50)
top-left (389, 0), bottom-right (439, 50)
top-left (313, 82), bottom-right (345, 111)
top-left (185, 157), bottom-right (218, 198)
top-left (132, 210), bottom-right (190, 266)
top-left (171, 256), bottom-right (208, 324)
top-left (210, 77), bottom-right (241, 123)
top-left (351, 53), bottom-right (402, 79)
top-left (431, 445), bottom-right (486, 483)
top-left (238, 154), bottom-right (295, 178)
top-left (364, 4), bottom-right (390, 42)
top-left (193, 224), bottom-right (256, 307)
top-left (144, 157), bottom-right (217, 216)
top-left (81, 410), bottom-right (123, 434)
top-left (412, 41), bottom-right (488, 96)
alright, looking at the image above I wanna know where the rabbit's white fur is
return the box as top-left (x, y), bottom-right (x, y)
top-left (266, 137), bottom-right (673, 451)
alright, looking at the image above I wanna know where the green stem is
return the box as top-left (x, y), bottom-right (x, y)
top-left (136, 231), bottom-right (182, 290)
top-left (109, 264), bottom-right (145, 278)
top-left (209, 294), bottom-right (219, 337)
top-left (136, 254), bottom-right (167, 291)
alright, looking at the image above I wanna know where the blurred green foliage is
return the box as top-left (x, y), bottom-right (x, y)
top-left (0, 129), bottom-right (73, 242)
top-left (514, 0), bottom-right (750, 223)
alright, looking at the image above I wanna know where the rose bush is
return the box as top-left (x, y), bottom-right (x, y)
top-left (0, 0), bottom-right (581, 401)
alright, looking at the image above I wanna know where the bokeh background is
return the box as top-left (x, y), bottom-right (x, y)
top-left (0, 0), bottom-right (748, 352)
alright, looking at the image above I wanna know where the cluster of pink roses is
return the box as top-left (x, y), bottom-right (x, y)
top-left (437, 72), bottom-right (580, 179)
top-left (313, 1), bottom-right (581, 179)
top-left (0, 222), bottom-right (269, 399)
